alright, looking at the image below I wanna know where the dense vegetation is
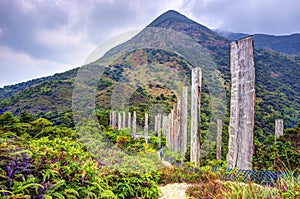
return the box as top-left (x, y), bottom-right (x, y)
top-left (254, 49), bottom-right (300, 136)
top-left (216, 31), bottom-right (300, 56)
top-left (0, 111), bottom-right (299, 198)
top-left (0, 111), bottom-right (161, 198)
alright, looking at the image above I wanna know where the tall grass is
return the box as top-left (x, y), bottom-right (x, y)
top-left (185, 168), bottom-right (299, 199)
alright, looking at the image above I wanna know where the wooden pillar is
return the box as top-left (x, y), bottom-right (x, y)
top-left (118, 112), bottom-right (122, 131)
top-left (176, 97), bottom-right (181, 152)
top-left (157, 114), bottom-right (162, 148)
top-left (191, 67), bottom-right (201, 166)
top-left (154, 115), bottom-right (158, 132)
top-left (128, 112), bottom-right (131, 129)
top-left (167, 113), bottom-right (172, 149)
top-left (109, 111), bottom-right (112, 126)
top-left (275, 119), bottom-right (284, 141)
top-left (111, 111), bottom-right (117, 131)
top-left (216, 119), bottom-right (223, 160)
top-left (172, 104), bottom-right (177, 152)
top-left (226, 36), bottom-right (255, 170)
top-left (144, 113), bottom-right (148, 143)
top-left (170, 109), bottom-right (174, 151)
top-left (162, 115), bottom-right (168, 146)
top-left (181, 86), bottom-right (188, 163)
top-left (154, 115), bottom-right (158, 138)
top-left (132, 111), bottom-right (136, 139)
top-left (122, 111), bottom-right (126, 129)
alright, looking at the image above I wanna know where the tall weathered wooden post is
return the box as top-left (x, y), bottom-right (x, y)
top-left (144, 113), bottom-right (149, 143)
top-left (170, 109), bottom-right (174, 151)
top-left (168, 113), bottom-right (172, 149)
top-left (132, 111), bottom-right (136, 139)
top-left (176, 97), bottom-right (181, 152)
top-left (275, 119), bottom-right (284, 141)
top-left (172, 104), bottom-right (178, 152)
top-left (226, 36), bottom-right (255, 170)
top-left (118, 112), bottom-right (122, 131)
top-left (162, 115), bottom-right (168, 146)
top-left (128, 112), bottom-right (131, 129)
top-left (191, 67), bottom-right (202, 166)
top-left (181, 86), bottom-right (188, 163)
top-left (122, 111), bottom-right (126, 129)
top-left (109, 111), bottom-right (112, 126)
top-left (154, 116), bottom-right (158, 132)
top-left (111, 111), bottom-right (117, 131)
top-left (157, 114), bottom-right (162, 148)
top-left (216, 119), bottom-right (223, 160)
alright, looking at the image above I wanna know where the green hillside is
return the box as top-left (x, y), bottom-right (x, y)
top-left (254, 49), bottom-right (300, 135)
top-left (0, 10), bottom-right (299, 138)
top-left (216, 30), bottom-right (300, 56)
top-left (254, 34), bottom-right (300, 56)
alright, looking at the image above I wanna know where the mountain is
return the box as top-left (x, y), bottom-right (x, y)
top-left (214, 30), bottom-right (249, 42)
top-left (147, 10), bottom-right (231, 81)
top-left (0, 10), bottom-right (299, 137)
top-left (148, 10), bottom-right (228, 48)
top-left (0, 69), bottom-right (78, 99)
top-left (215, 30), bottom-right (300, 56)
top-left (254, 34), bottom-right (300, 56)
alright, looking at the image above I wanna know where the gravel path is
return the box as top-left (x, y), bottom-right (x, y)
top-left (157, 153), bottom-right (190, 199)
top-left (158, 183), bottom-right (191, 199)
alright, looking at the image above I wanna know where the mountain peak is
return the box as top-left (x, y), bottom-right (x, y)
top-left (146, 10), bottom-right (228, 48)
top-left (147, 10), bottom-right (197, 27)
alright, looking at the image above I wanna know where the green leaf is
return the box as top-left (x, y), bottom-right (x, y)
top-left (47, 180), bottom-right (66, 194)
top-left (52, 192), bottom-right (65, 199)
top-left (64, 188), bottom-right (79, 197)
top-left (15, 183), bottom-right (44, 194)
top-left (100, 190), bottom-right (117, 199)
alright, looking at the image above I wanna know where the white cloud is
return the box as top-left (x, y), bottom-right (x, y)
top-left (188, 0), bottom-right (300, 35)
top-left (19, 0), bottom-right (35, 13)
top-left (0, 45), bottom-right (75, 87)
top-left (36, 28), bottom-right (83, 49)
top-left (35, 25), bottom-right (96, 64)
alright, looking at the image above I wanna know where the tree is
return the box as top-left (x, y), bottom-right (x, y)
top-left (19, 110), bottom-right (34, 123)
top-left (0, 112), bottom-right (16, 126)
top-left (31, 118), bottom-right (53, 134)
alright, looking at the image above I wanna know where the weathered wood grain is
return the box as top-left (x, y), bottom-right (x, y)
top-left (181, 86), bottom-right (188, 163)
top-left (191, 67), bottom-right (201, 166)
top-left (158, 114), bottom-right (162, 148)
top-left (217, 119), bottom-right (222, 160)
top-left (128, 112), bottom-right (131, 129)
top-left (144, 113), bottom-right (149, 143)
top-left (118, 112), bottom-right (122, 131)
top-left (275, 119), bottom-right (284, 141)
top-left (226, 36), bottom-right (255, 170)
top-left (132, 111), bottom-right (136, 139)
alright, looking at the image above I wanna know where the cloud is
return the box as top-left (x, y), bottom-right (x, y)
top-left (0, 45), bottom-right (76, 87)
top-left (0, 0), bottom-right (181, 62)
top-left (187, 0), bottom-right (300, 34)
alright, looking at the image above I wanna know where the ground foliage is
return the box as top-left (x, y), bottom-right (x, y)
top-left (1, 112), bottom-right (299, 198)
top-left (0, 112), bottom-right (160, 198)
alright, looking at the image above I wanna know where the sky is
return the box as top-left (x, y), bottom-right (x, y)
top-left (0, 0), bottom-right (299, 87)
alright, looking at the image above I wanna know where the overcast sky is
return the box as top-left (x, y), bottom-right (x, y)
top-left (0, 0), bottom-right (299, 87)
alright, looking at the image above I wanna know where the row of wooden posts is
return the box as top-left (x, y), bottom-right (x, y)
top-left (108, 36), bottom-right (284, 169)
top-left (109, 67), bottom-right (207, 165)
top-left (109, 108), bottom-right (283, 163)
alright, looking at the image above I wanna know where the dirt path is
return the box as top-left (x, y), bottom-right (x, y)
top-left (158, 183), bottom-right (191, 199)
top-left (157, 153), bottom-right (190, 198)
